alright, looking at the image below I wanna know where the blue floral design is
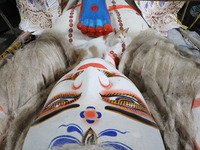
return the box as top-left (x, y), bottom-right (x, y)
top-left (48, 123), bottom-right (132, 150)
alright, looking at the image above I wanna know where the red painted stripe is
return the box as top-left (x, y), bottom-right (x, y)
top-left (108, 61), bottom-right (116, 68)
top-left (193, 140), bottom-right (200, 150)
top-left (73, 82), bottom-right (83, 90)
top-left (68, 4), bottom-right (81, 10)
top-left (98, 77), bottom-right (110, 88)
top-left (192, 98), bottom-right (200, 109)
top-left (77, 63), bottom-right (108, 70)
top-left (108, 51), bottom-right (120, 67)
top-left (0, 106), bottom-right (4, 113)
top-left (108, 5), bottom-right (141, 15)
top-left (78, 3), bottom-right (82, 20)
top-left (108, 52), bottom-right (115, 62)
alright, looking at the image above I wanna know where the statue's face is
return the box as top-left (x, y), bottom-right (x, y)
top-left (23, 58), bottom-right (164, 150)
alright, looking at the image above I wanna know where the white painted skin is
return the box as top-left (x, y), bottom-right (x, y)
top-left (23, 58), bottom-right (165, 150)
top-left (75, 28), bottom-right (129, 60)
top-left (52, 0), bottom-right (149, 48)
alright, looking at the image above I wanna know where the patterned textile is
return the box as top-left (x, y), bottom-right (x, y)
top-left (16, 0), bottom-right (62, 34)
top-left (135, 1), bottom-right (185, 35)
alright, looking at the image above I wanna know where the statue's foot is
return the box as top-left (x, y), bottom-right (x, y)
top-left (77, 22), bottom-right (113, 37)
top-left (77, 0), bottom-right (113, 37)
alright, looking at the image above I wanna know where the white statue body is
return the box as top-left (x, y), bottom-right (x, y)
top-left (52, 0), bottom-right (149, 48)
top-left (23, 58), bottom-right (165, 150)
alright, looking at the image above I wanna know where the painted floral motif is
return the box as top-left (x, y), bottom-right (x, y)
top-left (135, 1), bottom-right (185, 35)
top-left (80, 106), bottom-right (102, 124)
top-left (48, 123), bottom-right (131, 150)
top-left (17, 0), bottom-right (62, 33)
top-left (100, 91), bottom-right (158, 129)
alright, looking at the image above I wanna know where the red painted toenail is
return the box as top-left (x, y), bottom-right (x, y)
top-left (81, 26), bottom-right (88, 34)
top-left (103, 24), bottom-right (113, 35)
top-left (96, 26), bottom-right (103, 32)
top-left (104, 24), bottom-right (113, 31)
top-left (77, 23), bottom-right (82, 30)
top-left (88, 32), bottom-right (95, 36)
top-left (88, 26), bottom-right (95, 32)
top-left (96, 32), bottom-right (103, 37)
top-left (88, 27), bottom-right (95, 36)
top-left (95, 26), bottom-right (104, 37)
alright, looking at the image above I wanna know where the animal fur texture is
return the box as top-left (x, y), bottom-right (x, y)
top-left (0, 30), bottom-right (78, 150)
top-left (0, 29), bottom-right (199, 150)
top-left (119, 29), bottom-right (200, 150)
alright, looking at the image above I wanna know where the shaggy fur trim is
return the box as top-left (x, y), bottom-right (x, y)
top-left (119, 29), bottom-right (199, 150)
top-left (0, 30), bottom-right (77, 150)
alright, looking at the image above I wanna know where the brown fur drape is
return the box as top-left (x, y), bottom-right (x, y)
top-left (119, 29), bottom-right (200, 150)
top-left (0, 31), bottom-right (77, 150)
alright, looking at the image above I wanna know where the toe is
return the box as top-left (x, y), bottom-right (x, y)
top-left (103, 24), bottom-right (113, 35)
top-left (88, 26), bottom-right (96, 36)
top-left (83, 19), bottom-right (89, 27)
top-left (81, 26), bottom-right (88, 34)
top-left (89, 19), bottom-right (95, 28)
top-left (77, 22), bottom-right (82, 30)
top-left (95, 26), bottom-right (104, 37)
top-left (96, 19), bottom-right (103, 27)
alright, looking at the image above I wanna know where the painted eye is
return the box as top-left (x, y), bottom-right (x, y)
top-left (108, 95), bottom-right (139, 105)
top-left (42, 93), bottom-right (81, 113)
top-left (100, 93), bottom-right (150, 115)
top-left (102, 92), bottom-right (158, 129)
top-left (61, 71), bottom-right (84, 81)
top-left (70, 71), bottom-right (84, 80)
top-left (99, 70), bottom-right (114, 77)
top-left (33, 93), bottom-right (81, 126)
top-left (98, 69), bottom-right (121, 78)
top-left (56, 70), bottom-right (84, 86)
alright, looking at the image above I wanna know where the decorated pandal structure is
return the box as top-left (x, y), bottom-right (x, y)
top-left (0, 0), bottom-right (200, 150)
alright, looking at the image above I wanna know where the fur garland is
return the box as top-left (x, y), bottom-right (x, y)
top-left (0, 30), bottom-right (78, 150)
top-left (119, 29), bottom-right (199, 150)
